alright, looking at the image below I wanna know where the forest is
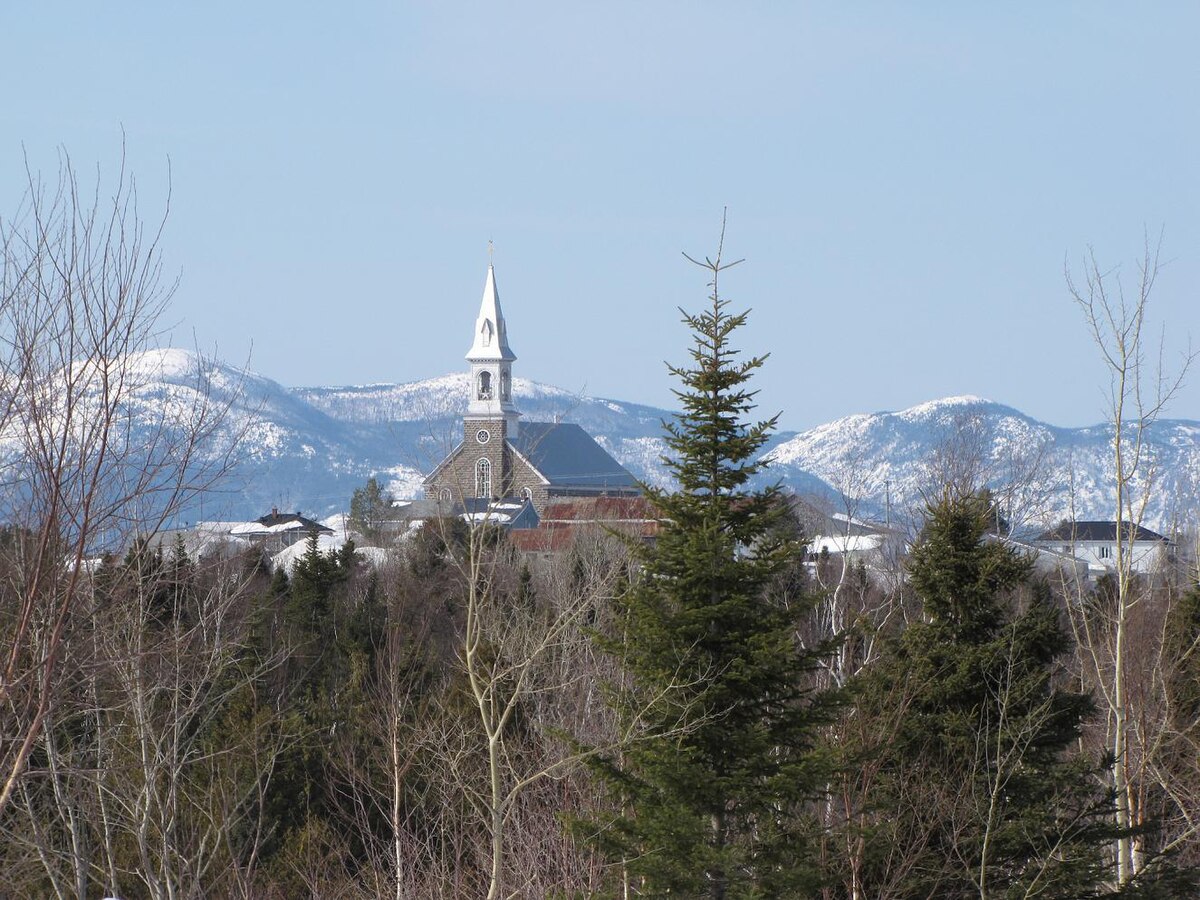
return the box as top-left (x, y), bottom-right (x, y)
top-left (1, 166), bottom-right (1199, 899)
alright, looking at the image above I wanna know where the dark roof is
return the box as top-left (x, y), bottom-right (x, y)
top-left (1034, 520), bottom-right (1168, 544)
top-left (255, 511), bottom-right (333, 533)
top-left (509, 422), bottom-right (640, 490)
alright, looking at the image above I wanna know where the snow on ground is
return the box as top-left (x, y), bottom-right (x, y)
top-left (270, 528), bottom-right (391, 573)
top-left (808, 534), bottom-right (884, 555)
top-left (383, 466), bottom-right (427, 502)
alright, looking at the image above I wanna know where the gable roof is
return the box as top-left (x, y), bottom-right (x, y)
top-left (231, 511), bottom-right (333, 537)
top-left (509, 422), bottom-right (639, 490)
top-left (1034, 520), bottom-right (1168, 544)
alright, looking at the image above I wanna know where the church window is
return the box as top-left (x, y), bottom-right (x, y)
top-left (476, 458), bottom-right (492, 498)
top-left (481, 319), bottom-right (493, 347)
top-left (501, 371), bottom-right (511, 401)
top-left (439, 488), bottom-right (452, 502)
top-left (478, 370), bottom-right (493, 400)
top-left (522, 486), bottom-right (533, 502)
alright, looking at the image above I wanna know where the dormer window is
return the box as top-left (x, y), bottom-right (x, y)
top-left (478, 370), bottom-right (493, 400)
top-left (480, 319), bottom-right (494, 347)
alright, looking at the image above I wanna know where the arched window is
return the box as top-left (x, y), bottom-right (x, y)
top-left (476, 458), bottom-right (492, 498)
top-left (500, 371), bottom-right (511, 401)
top-left (522, 486), bottom-right (534, 502)
top-left (439, 488), bottom-right (452, 502)
top-left (478, 370), bottom-right (492, 400)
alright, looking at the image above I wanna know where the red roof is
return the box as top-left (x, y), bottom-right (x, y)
top-left (511, 497), bottom-right (661, 554)
top-left (540, 496), bottom-right (659, 524)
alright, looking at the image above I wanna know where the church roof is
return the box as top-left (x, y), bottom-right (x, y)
top-left (466, 264), bottom-right (516, 362)
top-left (510, 422), bottom-right (640, 490)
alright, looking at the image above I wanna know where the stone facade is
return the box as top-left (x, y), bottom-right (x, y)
top-left (429, 417), bottom-right (549, 508)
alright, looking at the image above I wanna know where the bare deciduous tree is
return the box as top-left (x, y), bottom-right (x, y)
top-left (1064, 235), bottom-right (1196, 882)
top-left (0, 146), bottom-right (242, 818)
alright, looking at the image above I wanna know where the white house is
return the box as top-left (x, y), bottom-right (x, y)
top-left (1031, 520), bottom-right (1170, 576)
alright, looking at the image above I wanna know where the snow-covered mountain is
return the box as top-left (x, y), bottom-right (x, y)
top-left (7, 350), bottom-right (1199, 532)
top-left (280, 375), bottom-right (1200, 533)
top-left (765, 395), bottom-right (1200, 534)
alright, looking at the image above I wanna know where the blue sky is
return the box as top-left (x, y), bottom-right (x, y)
top-left (4, 2), bottom-right (1197, 431)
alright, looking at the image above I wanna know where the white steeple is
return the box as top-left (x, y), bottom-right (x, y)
top-left (466, 264), bottom-right (516, 362)
top-left (465, 262), bottom-right (519, 429)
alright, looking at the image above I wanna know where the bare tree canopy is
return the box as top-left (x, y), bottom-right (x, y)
top-left (0, 146), bottom-right (242, 816)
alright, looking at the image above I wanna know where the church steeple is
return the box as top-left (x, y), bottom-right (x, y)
top-left (465, 262), bottom-right (520, 432)
top-left (466, 264), bottom-right (516, 362)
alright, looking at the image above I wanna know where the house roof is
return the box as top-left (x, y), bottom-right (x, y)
top-left (509, 422), bottom-right (639, 490)
top-left (461, 497), bottom-right (541, 529)
top-left (539, 496), bottom-right (658, 523)
top-left (509, 528), bottom-right (577, 553)
top-left (230, 511), bottom-right (333, 537)
top-left (788, 496), bottom-right (891, 539)
top-left (509, 497), bottom-right (659, 553)
top-left (1034, 520), bottom-right (1168, 544)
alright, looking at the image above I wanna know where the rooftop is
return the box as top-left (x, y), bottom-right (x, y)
top-left (1033, 520), bottom-right (1169, 544)
top-left (510, 422), bottom-right (639, 490)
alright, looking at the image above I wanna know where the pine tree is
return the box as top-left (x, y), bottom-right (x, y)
top-left (838, 490), bottom-right (1134, 898)
top-left (585, 227), bottom-right (836, 899)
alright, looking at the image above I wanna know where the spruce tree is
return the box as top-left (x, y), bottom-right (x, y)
top-left (585, 230), bottom-right (836, 898)
top-left (839, 490), bottom-right (1138, 898)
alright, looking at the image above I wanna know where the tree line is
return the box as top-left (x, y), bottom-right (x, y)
top-left (1, 160), bottom-right (1198, 898)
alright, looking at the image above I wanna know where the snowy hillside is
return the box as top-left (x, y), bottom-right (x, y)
top-left (5, 349), bottom-right (1198, 531)
top-left (766, 396), bottom-right (1200, 533)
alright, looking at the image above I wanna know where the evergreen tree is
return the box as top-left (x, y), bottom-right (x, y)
top-left (838, 491), bottom-right (1140, 898)
top-left (349, 476), bottom-right (393, 542)
top-left (585, 232), bottom-right (836, 898)
top-left (255, 532), bottom-right (381, 883)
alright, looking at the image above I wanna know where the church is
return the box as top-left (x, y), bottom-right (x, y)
top-left (423, 263), bottom-right (641, 515)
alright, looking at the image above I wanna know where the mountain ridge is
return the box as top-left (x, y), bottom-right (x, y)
top-left (7, 349), bottom-right (1197, 532)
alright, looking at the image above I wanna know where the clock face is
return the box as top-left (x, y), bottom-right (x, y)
top-left (476, 429), bottom-right (491, 444)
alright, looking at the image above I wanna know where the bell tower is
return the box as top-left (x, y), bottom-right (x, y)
top-left (463, 262), bottom-right (519, 498)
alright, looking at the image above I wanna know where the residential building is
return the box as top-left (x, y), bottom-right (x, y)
top-left (1031, 520), bottom-right (1170, 575)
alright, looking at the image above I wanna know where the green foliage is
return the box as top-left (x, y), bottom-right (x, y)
top-left (407, 516), bottom-right (470, 578)
top-left (1164, 583), bottom-right (1200, 738)
top-left (583, 249), bottom-right (836, 898)
top-left (836, 491), bottom-right (1130, 898)
top-left (349, 476), bottom-right (395, 541)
